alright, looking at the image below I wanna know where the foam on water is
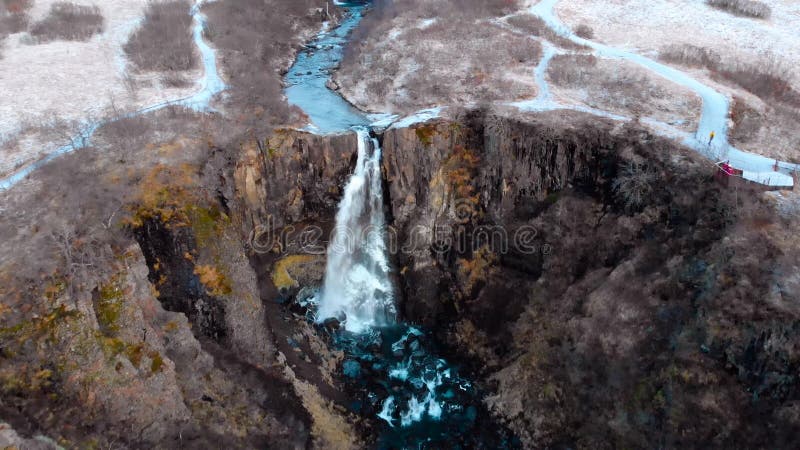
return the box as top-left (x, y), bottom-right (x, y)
top-left (378, 396), bottom-right (396, 427)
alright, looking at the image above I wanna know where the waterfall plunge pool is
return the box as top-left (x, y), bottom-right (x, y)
top-left (292, 130), bottom-right (518, 449)
top-left (284, 2), bottom-right (519, 447)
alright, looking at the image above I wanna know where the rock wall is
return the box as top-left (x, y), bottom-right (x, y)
top-left (3, 109), bottom-right (798, 448)
top-left (382, 110), bottom-right (622, 325)
top-left (0, 242), bottom-right (311, 448)
top-left (234, 130), bottom-right (359, 233)
top-left (381, 110), bottom-right (800, 448)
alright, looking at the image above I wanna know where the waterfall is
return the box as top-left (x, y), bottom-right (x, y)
top-left (316, 128), bottom-right (396, 333)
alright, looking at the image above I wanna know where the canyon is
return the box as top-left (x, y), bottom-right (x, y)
top-left (1, 0), bottom-right (799, 448)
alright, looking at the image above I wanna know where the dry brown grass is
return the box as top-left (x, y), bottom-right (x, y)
top-left (729, 97), bottom-right (762, 143)
top-left (160, 72), bottom-right (192, 88)
top-left (547, 54), bottom-right (702, 126)
top-left (659, 43), bottom-right (722, 69)
top-left (124, 0), bottom-right (195, 72)
top-left (338, 1), bottom-right (542, 111)
top-left (547, 54), bottom-right (598, 86)
top-left (729, 99), bottom-right (800, 162)
top-left (506, 14), bottom-right (589, 51)
top-left (717, 58), bottom-right (799, 107)
top-left (28, 2), bottom-right (104, 43)
top-left (548, 53), bottom-right (659, 108)
top-left (203, 0), bottom-right (327, 131)
top-left (660, 44), bottom-right (800, 108)
top-left (706, 0), bottom-right (771, 18)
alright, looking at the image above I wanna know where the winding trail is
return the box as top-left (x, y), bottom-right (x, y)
top-left (510, 0), bottom-right (796, 187)
top-left (0, 0), bottom-right (225, 191)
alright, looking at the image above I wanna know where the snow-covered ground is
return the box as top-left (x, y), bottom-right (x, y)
top-left (0, 0), bottom-right (201, 177)
top-left (555, 0), bottom-right (800, 88)
top-left (519, 0), bottom-right (797, 186)
top-left (552, 0), bottom-right (800, 161)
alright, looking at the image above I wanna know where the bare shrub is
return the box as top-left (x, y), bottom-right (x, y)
top-left (660, 45), bottom-right (800, 108)
top-left (124, 0), bottom-right (195, 72)
top-left (97, 115), bottom-right (153, 155)
top-left (338, 0), bottom-right (551, 110)
top-left (548, 54), bottom-right (683, 119)
top-left (349, 20), bottom-right (541, 109)
top-left (547, 54), bottom-right (597, 85)
top-left (29, 2), bottom-right (104, 43)
top-left (659, 43), bottom-right (721, 68)
top-left (706, 0), bottom-right (771, 18)
top-left (613, 162), bottom-right (657, 213)
top-left (717, 56), bottom-right (798, 107)
top-left (204, 0), bottom-right (328, 131)
top-left (39, 113), bottom-right (97, 149)
top-left (506, 14), bottom-right (589, 50)
top-left (573, 23), bottom-right (594, 39)
top-left (734, 103), bottom-right (800, 162)
top-left (729, 97), bottom-right (762, 143)
top-left (0, 0), bottom-right (31, 43)
top-left (360, 0), bottom-right (519, 27)
top-left (161, 72), bottom-right (192, 88)
top-left (122, 73), bottom-right (138, 99)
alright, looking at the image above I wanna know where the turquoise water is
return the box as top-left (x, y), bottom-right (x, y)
top-left (287, 3), bottom-right (519, 446)
top-left (329, 324), bottom-right (520, 449)
top-left (284, 2), bottom-right (371, 133)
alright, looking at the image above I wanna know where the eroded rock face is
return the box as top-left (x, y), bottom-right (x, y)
top-left (0, 243), bottom-right (311, 448)
top-left (231, 128), bottom-right (364, 448)
top-left (4, 110), bottom-right (797, 448)
top-left (234, 130), bottom-right (359, 233)
top-left (381, 110), bottom-right (800, 448)
top-left (383, 110), bottom-right (624, 326)
top-left (0, 127), bottom-right (363, 448)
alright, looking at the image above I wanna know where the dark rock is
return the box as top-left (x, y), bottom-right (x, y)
top-left (323, 317), bottom-right (341, 332)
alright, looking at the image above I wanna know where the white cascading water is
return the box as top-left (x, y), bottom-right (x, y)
top-left (315, 128), bottom-right (396, 333)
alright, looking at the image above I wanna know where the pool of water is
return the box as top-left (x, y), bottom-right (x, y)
top-left (325, 323), bottom-right (520, 449)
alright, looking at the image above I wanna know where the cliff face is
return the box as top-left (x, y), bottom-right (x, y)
top-left (381, 110), bottom-right (800, 448)
top-left (0, 128), bottom-right (362, 449)
top-left (0, 241), bottom-right (311, 449)
top-left (235, 130), bottom-right (358, 233)
top-left (382, 110), bottom-right (624, 325)
top-left (2, 111), bottom-right (798, 448)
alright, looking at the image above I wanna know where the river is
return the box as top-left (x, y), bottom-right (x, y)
top-left (285, 3), bottom-right (519, 448)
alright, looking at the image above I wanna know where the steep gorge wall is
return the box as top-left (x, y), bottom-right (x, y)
top-left (382, 110), bottom-right (625, 326)
top-left (381, 110), bottom-right (800, 448)
top-left (235, 130), bottom-right (358, 233)
top-left (3, 110), bottom-right (797, 448)
top-left (125, 129), bottom-right (365, 449)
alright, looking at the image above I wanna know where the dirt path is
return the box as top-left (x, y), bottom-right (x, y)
top-left (506, 0), bottom-right (796, 187)
top-left (0, 0), bottom-right (225, 191)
